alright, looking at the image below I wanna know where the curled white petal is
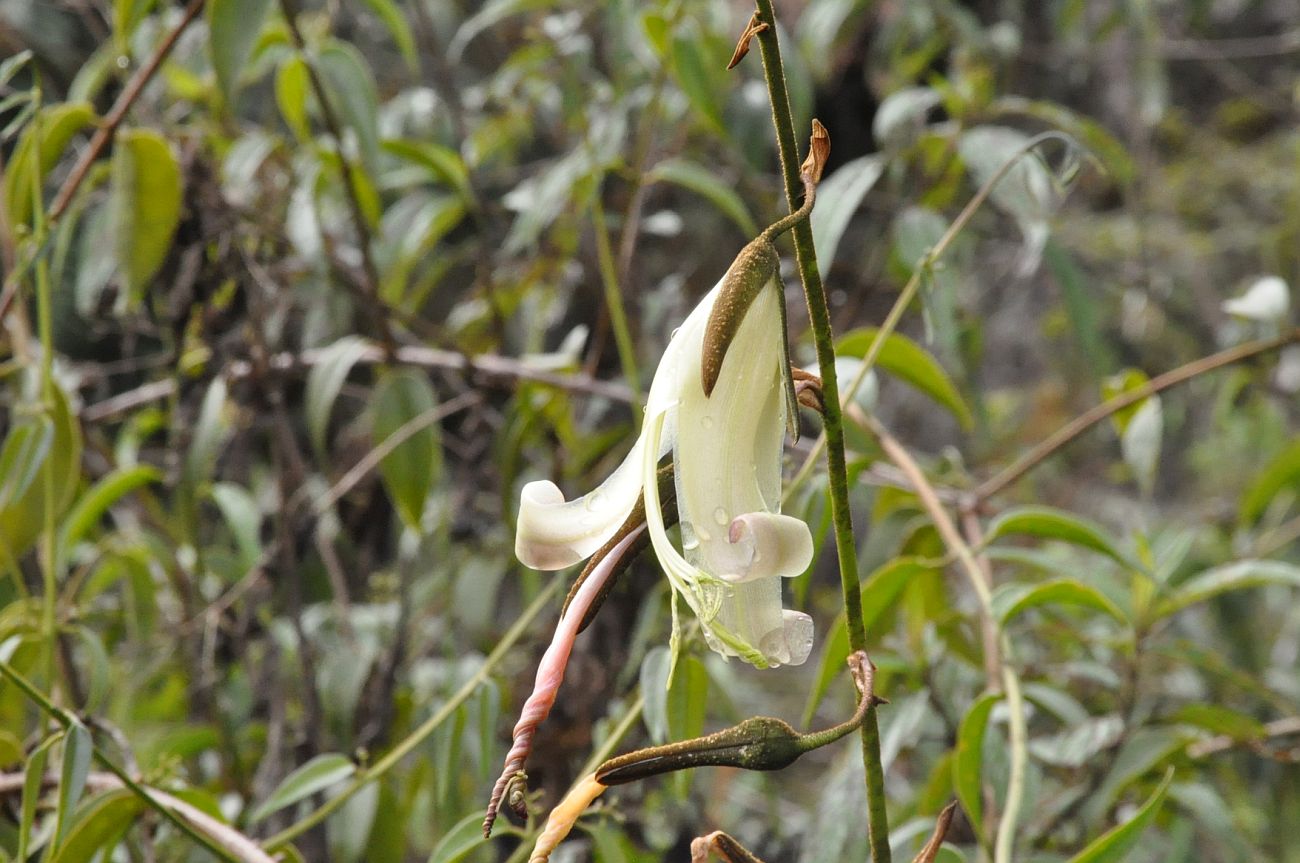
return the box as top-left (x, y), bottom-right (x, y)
top-left (722, 512), bottom-right (814, 583)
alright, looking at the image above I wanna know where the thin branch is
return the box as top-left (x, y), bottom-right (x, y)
top-left (973, 329), bottom-right (1300, 503)
top-left (82, 344), bottom-right (632, 422)
top-left (1162, 28), bottom-right (1300, 60)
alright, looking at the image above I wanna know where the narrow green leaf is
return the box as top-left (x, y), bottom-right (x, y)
top-left (670, 26), bottom-right (723, 132)
top-left (371, 370), bottom-right (441, 531)
top-left (209, 482), bottom-right (262, 572)
top-left (249, 753), bottom-right (356, 823)
top-left (383, 140), bottom-right (475, 204)
top-left (276, 54), bottom-right (312, 141)
top-left (837, 327), bottom-right (973, 428)
top-left (0, 418), bottom-right (54, 510)
top-left (985, 506), bottom-right (1131, 568)
top-left (19, 733), bottom-right (61, 860)
top-left (810, 154), bottom-right (885, 266)
top-left (993, 579), bottom-right (1128, 627)
top-left (1240, 438), bottom-right (1300, 524)
top-left (4, 102), bottom-right (95, 229)
top-left (1169, 704), bottom-right (1266, 741)
top-left (1068, 769), bottom-right (1173, 863)
top-left (0, 383), bottom-right (83, 563)
top-left (57, 465), bottom-right (161, 562)
top-left (0, 49), bottom-right (32, 89)
top-left (306, 335), bottom-right (373, 457)
top-left (358, 0), bottom-right (416, 70)
top-left (113, 0), bottom-right (157, 49)
top-left (184, 378), bottom-right (233, 488)
top-left (54, 723), bottom-right (94, 846)
top-left (647, 158), bottom-right (757, 237)
top-left (317, 40), bottom-right (381, 170)
top-left (426, 809), bottom-right (490, 863)
top-left (803, 558), bottom-right (928, 724)
top-left (952, 693), bottom-right (1001, 840)
top-left (207, 0), bottom-right (274, 105)
top-left (1155, 560), bottom-right (1300, 618)
top-left (0, 729), bottom-right (22, 767)
top-left (49, 789), bottom-right (145, 863)
top-left (111, 128), bottom-right (183, 304)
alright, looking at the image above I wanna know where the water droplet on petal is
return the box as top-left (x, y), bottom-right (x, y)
top-left (713, 506), bottom-right (728, 526)
top-left (701, 416), bottom-right (714, 429)
top-left (585, 492), bottom-right (605, 512)
top-left (696, 526), bottom-right (711, 543)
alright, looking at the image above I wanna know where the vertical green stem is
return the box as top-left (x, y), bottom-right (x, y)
top-left (749, 6), bottom-right (890, 861)
top-left (592, 194), bottom-right (643, 412)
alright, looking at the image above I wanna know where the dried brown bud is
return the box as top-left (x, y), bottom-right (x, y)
top-left (800, 119), bottom-right (830, 184)
top-left (701, 238), bottom-right (780, 397)
top-left (726, 12), bottom-right (769, 70)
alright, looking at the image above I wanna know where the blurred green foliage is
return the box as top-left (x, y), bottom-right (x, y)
top-left (0, 0), bottom-right (1298, 861)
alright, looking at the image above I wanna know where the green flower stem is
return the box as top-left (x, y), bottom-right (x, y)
top-left (265, 579), bottom-right (561, 852)
top-left (748, 5), bottom-right (890, 861)
top-left (0, 657), bottom-right (241, 862)
top-left (592, 194), bottom-right (643, 412)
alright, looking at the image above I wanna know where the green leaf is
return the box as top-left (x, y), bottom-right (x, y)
top-left (210, 482), bottom-right (262, 572)
top-left (985, 506), bottom-right (1132, 568)
top-left (111, 128), bottom-right (183, 305)
top-left (317, 40), bottom-right (381, 170)
top-left (0, 49), bottom-right (32, 89)
top-left (670, 26), bottom-right (723, 132)
top-left (54, 722), bottom-right (94, 847)
top-left (836, 328), bottom-right (973, 428)
top-left (952, 692), bottom-right (1000, 840)
top-left (992, 579), bottom-right (1128, 627)
top-left (0, 417), bottom-right (53, 510)
top-left (4, 102), bottom-right (95, 229)
top-left (57, 465), bottom-right (161, 563)
top-left (276, 54), bottom-right (312, 141)
top-left (803, 558), bottom-right (929, 724)
top-left (207, 0), bottom-right (273, 105)
top-left (447, 0), bottom-right (549, 64)
top-left (306, 335), bottom-right (373, 457)
top-left (49, 789), bottom-right (145, 863)
top-left (0, 383), bottom-right (83, 564)
top-left (1068, 769), bottom-right (1173, 863)
top-left (426, 809), bottom-right (490, 863)
top-left (639, 646), bottom-right (672, 743)
top-left (185, 378), bottom-right (233, 488)
top-left (810, 154), bottom-right (885, 266)
top-left (358, 0), bottom-right (416, 70)
top-left (1169, 704), bottom-right (1266, 741)
top-left (113, 0), bottom-right (156, 49)
top-left (19, 733), bottom-right (61, 861)
top-left (1082, 728), bottom-right (1185, 826)
top-left (1240, 438), bottom-right (1300, 524)
top-left (249, 753), bottom-right (356, 823)
top-left (646, 158), bottom-right (757, 237)
top-left (383, 140), bottom-right (475, 204)
top-left (0, 728), bottom-right (22, 767)
top-left (1154, 560), bottom-right (1300, 618)
top-left (371, 370), bottom-right (442, 531)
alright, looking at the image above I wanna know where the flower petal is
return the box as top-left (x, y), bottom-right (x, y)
top-left (720, 511), bottom-right (814, 582)
top-left (515, 437), bottom-right (647, 570)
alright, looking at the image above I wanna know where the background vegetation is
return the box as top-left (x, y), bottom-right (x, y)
top-left (0, 0), bottom-right (1298, 861)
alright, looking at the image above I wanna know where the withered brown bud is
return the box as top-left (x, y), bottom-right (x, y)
top-left (700, 238), bottom-right (780, 397)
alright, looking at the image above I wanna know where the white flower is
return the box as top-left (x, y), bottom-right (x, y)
top-left (515, 252), bottom-right (814, 668)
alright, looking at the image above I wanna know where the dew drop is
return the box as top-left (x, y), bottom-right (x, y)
top-left (713, 507), bottom-right (728, 526)
top-left (701, 416), bottom-right (714, 429)
top-left (585, 491), bottom-right (606, 512)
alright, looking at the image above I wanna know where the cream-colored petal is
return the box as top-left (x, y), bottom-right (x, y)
top-left (720, 511), bottom-right (814, 583)
top-left (514, 432), bottom-right (646, 570)
top-left (515, 283), bottom-right (722, 572)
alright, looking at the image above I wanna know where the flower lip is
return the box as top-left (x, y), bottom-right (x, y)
top-left (719, 511), bottom-right (815, 583)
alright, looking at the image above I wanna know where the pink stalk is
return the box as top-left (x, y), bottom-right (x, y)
top-left (483, 525), bottom-right (646, 837)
